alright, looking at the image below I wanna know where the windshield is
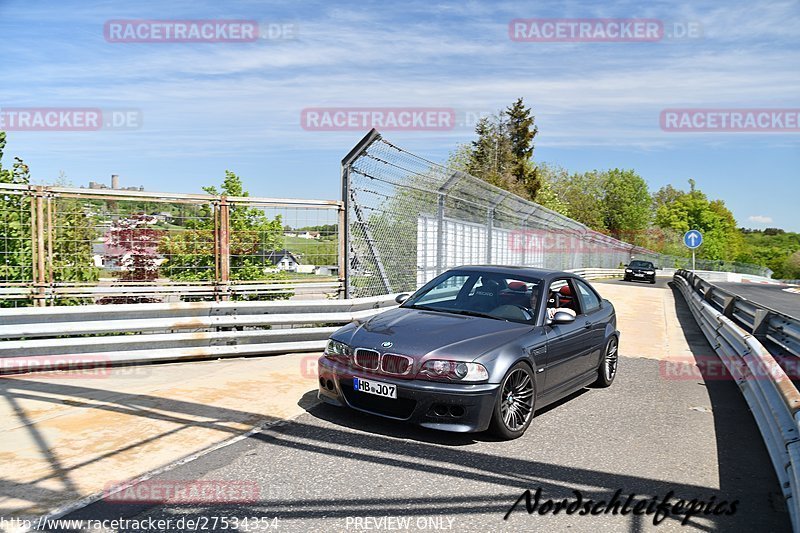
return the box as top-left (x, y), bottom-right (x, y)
top-left (403, 271), bottom-right (543, 324)
top-left (629, 261), bottom-right (654, 269)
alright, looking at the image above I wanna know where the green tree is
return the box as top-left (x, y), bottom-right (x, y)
top-left (533, 163), bottom-right (572, 217)
top-left (601, 168), bottom-right (651, 243)
top-left (159, 171), bottom-right (285, 284)
top-left (654, 179), bottom-right (742, 261)
top-left (505, 98), bottom-right (540, 200)
top-left (0, 132), bottom-right (34, 292)
top-left (543, 169), bottom-right (607, 230)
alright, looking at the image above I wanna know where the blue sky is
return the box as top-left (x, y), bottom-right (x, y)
top-left (0, 0), bottom-right (798, 230)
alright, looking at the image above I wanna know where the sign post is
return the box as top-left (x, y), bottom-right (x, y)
top-left (683, 229), bottom-right (703, 270)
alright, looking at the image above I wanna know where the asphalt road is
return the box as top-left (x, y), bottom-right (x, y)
top-left (57, 292), bottom-right (790, 533)
top-left (595, 276), bottom-right (672, 290)
top-left (714, 282), bottom-right (800, 320)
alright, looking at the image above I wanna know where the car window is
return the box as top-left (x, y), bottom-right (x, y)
top-left (575, 280), bottom-right (601, 313)
top-left (405, 271), bottom-right (543, 324)
top-left (546, 279), bottom-right (581, 315)
top-left (413, 275), bottom-right (470, 306)
top-left (629, 261), bottom-right (654, 269)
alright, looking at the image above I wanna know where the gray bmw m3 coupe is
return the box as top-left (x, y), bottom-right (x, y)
top-left (317, 266), bottom-right (619, 439)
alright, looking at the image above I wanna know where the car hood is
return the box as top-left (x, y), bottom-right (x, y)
top-left (335, 307), bottom-right (533, 362)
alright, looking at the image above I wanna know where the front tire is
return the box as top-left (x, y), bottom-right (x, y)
top-left (489, 362), bottom-right (536, 440)
top-left (593, 336), bottom-right (619, 387)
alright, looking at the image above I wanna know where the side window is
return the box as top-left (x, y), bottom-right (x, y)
top-left (546, 279), bottom-right (579, 313)
top-left (575, 280), bottom-right (601, 313)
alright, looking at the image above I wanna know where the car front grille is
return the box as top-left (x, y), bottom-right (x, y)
top-left (351, 348), bottom-right (414, 376)
top-left (381, 353), bottom-right (412, 375)
top-left (353, 348), bottom-right (380, 370)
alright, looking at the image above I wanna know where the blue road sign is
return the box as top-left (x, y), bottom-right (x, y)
top-left (683, 229), bottom-right (703, 249)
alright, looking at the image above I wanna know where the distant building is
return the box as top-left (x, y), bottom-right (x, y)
top-left (266, 249), bottom-right (301, 272)
top-left (315, 265), bottom-right (339, 276)
top-left (85, 174), bottom-right (144, 191)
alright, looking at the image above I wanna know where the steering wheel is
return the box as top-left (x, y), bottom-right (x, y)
top-left (490, 304), bottom-right (533, 322)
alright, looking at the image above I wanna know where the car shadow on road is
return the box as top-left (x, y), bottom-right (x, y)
top-left (298, 386), bottom-right (589, 446)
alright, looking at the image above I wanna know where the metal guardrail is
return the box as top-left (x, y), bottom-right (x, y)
top-left (678, 270), bottom-right (800, 357)
top-left (0, 295), bottom-right (398, 373)
top-left (674, 270), bottom-right (800, 530)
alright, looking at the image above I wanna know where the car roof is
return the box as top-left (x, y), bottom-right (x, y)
top-left (449, 265), bottom-right (576, 280)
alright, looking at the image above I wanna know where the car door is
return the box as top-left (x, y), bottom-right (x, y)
top-left (542, 278), bottom-right (593, 392)
top-left (573, 279), bottom-right (607, 374)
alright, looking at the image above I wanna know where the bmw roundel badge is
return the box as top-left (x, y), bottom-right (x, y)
top-left (381, 341), bottom-right (393, 348)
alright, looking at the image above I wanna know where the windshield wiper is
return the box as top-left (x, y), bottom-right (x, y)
top-left (439, 309), bottom-right (503, 320)
top-left (408, 304), bottom-right (440, 312)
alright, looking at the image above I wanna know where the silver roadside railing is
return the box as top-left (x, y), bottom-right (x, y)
top-left (0, 295), bottom-right (398, 374)
top-left (674, 269), bottom-right (800, 530)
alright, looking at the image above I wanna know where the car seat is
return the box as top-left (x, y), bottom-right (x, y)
top-left (470, 278), bottom-right (500, 312)
top-left (558, 284), bottom-right (577, 312)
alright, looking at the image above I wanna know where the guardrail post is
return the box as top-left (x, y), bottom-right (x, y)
top-left (722, 296), bottom-right (736, 318)
top-left (753, 309), bottom-right (773, 341)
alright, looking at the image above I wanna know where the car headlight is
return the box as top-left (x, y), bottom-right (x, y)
top-left (324, 339), bottom-right (351, 361)
top-left (625, 269), bottom-right (632, 273)
top-left (645, 270), bottom-right (655, 275)
top-left (418, 360), bottom-right (489, 382)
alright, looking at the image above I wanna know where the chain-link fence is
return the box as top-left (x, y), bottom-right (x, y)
top-left (0, 184), bottom-right (342, 306)
top-left (341, 130), bottom-right (771, 298)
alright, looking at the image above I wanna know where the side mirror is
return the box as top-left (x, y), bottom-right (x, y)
top-left (552, 311), bottom-right (576, 324)
top-left (395, 293), bottom-right (411, 304)
top-left (623, 264), bottom-right (628, 268)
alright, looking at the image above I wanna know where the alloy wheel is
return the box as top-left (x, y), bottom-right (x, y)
top-left (500, 368), bottom-right (534, 431)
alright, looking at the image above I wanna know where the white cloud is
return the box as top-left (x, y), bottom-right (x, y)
top-left (748, 215), bottom-right (773, 224)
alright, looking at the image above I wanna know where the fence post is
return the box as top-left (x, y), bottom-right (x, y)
top-left (436, 172), bottom-right (462, 276)
top-left (214, 197), bottom-right (231, 301)
top-left (32, 187), bottom-right (48, 306)
top-left (340, 128), bottom-right (383, 298)
top-left (337, 202), bottom-right (346, 299)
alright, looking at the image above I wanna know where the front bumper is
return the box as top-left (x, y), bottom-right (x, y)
top-left (625, 271), bottom-right (656, 282)
top-left (317, 356), bottom-right (500, 433)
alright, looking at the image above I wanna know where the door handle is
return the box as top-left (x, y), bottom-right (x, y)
top-left (584, 321), bottom-right (593, 329)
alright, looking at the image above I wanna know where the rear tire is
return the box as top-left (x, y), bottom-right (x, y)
top-left (593, 336), bottom-right (618, 388)
top-left (489, 362), bottom-right (536, 440)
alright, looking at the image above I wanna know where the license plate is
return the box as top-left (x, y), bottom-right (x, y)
top-left (634, 273), bottom-right (644, 277)
top-left (353, 377), bottom-right (397, 399)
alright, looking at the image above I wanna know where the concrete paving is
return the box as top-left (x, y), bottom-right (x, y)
top-left (0, 354), bottom-right (318, 523)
